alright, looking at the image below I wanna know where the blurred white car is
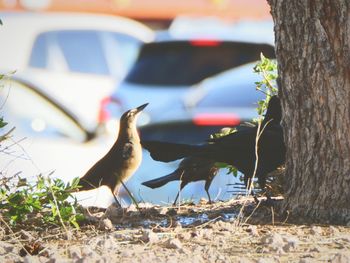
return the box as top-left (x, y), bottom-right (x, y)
top-left (0, 12), bottom-right (154, 130)
top-left (0, 77), bottom-right (119, 207)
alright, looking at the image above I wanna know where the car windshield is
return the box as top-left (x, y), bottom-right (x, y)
top-left (125, 41), bottom-right (275, 86)
top-left (29, 30), bottom-right (142, 76)
top-left (196, 83), bottom-right (266, 108)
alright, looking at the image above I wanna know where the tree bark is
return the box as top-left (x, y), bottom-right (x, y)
top-left (268, 0), bottom-right (350, 224)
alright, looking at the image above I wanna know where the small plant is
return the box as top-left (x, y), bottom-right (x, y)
top-left (0, 117), bottom-right (7, 128)
top-left (253, 53), bottom-right (278, 118)
top-left (211, 128), bottom-right (239, 177)
top-left (0, 175), bottom-right (84, 229)
top-left (0, 72), bottom-right (84, 229)
top-left (214, 54), bottom-right (279, 183)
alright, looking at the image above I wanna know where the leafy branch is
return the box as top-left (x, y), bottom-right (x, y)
top-left (0, 176), bottom-right (84, 229)
top-left (213, 54), bottom-right (278, 181)
top-left (253, 53), bottom-right (278, 116)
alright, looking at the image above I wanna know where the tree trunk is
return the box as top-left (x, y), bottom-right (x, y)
top-left (268, 0), bottom-right (350, 224)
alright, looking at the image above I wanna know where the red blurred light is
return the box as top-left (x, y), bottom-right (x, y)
top-left (98, 96), bottom-right (121, 123)
top-left (190, 40), bottom-right (221, 47)
top-left (193, 113), bottom-right (240, 126)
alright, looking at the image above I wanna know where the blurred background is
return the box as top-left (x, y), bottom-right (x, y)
top-left (0, 0), bottom-right (275, 207)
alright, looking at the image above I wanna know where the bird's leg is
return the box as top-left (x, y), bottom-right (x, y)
top-left (205, 189), bottom-right (212, 204)
top-left (112, 193), bottom-right (122, 208)
top-left (173, 191), bottom-right (180, 206)
top-left (244, 176), bottom-right (258, 202)
top-left (112, 185), bottom-right (122, 208)
top-left (262, 189), bottom-right (275, 207)
top-left (252, 190), bottom-right (260, 204)
top-left (173, 172), bottom-right (185, 206)
top-left (204, 180), bottom-right (212, 204)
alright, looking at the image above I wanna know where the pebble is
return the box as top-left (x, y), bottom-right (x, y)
top-left (282, 235), bottom-right (299, 252)
top-left (81, 246), bottom-right (98, 258)
top-left (257, 258), bottom-right (279, 263)
top-left (177, 231), bottom-right (191, 241)
top-left (338, 234), bottom-right (350, 242)
top-left (329, 226), bottom-right (340, 235)
top-left (114, 233), bottom-right (133, 241)
top-left (121, 250), bottom-right (134, 257)
top-left (0, 241), bottom-right (14, 255)
top-left (158, 207), bottom-right (169, 215)
top-left (310, 226), bottom-right (323, 235)
top-left (99, 218), bottom-right (114, 231)
top-left (140, 230), bottom-right (160, 243)
top-left (68, 246), bottom-right (82, 259)
top-left (20, 230), bottom-right (35, 241)
top-left (246, 225), bottom-right (259, 236)
top-left (215, 221), bottom-right (233, 231)
top-left (261, 233), bottom-right (284, 248)
top-left (104, 203), bottom-right (124, 220)
top-left (97, 236), bottom-right (118, 250)
top-left (23, 255), bottom-right (41, 263)
top-left (198, 198), bottom-right (208, 205)
top-left (192, 254), bottom-right (205, 263)
top-left (238, 258), bottom-right (255, 263)
top-left (332, 252), bottom-right (350, 263)
top-left (165, 238), bottom-right (183, 249)
top-left (126, 204), bottom-right (138, 212)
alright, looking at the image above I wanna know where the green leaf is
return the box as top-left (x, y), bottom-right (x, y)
top-left (0, 117), bottom-right (8, 128)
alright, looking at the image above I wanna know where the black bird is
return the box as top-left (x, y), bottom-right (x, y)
top-left (142, 157), bottom-right (219, 205)
top-left (78, 103), bottom-right (148, 205)
top-left (142, 96), bottom-right (285, 193)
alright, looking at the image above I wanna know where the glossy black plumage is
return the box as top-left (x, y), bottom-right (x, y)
top-left (142, 96), bottom-right (285, 191)
top-left (142, 157), bottom-right (219, 205)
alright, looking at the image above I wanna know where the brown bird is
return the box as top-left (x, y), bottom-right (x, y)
top-left (142, 157), bottom-right (219, 205)
top-left (78, 103), bottom-right (148, 205)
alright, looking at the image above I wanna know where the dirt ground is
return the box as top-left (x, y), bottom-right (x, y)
top-left (1, 197), bottom-right (350, 263)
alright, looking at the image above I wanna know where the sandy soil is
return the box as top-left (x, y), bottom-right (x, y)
top-left (1, 197), bottom-right (350, 263)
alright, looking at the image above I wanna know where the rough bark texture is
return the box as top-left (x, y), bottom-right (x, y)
top-left (268, 0), bottom-right (350, 224)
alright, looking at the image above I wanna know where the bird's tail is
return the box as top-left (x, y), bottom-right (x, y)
top-left (77, 178), bottom-right (98, 191)
top-left (142, 169), bottom-right (183, 189)
top-left (141, 140), bottom-right (202, 162)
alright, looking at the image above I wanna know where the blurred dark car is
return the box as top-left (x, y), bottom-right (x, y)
top-left (138, 62), bottom-right (266, 144)
top-left (99, 32), bottom-right (275, 134)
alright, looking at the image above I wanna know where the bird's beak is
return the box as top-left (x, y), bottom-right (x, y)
top-left (136, 103), bottom-right (148, 113)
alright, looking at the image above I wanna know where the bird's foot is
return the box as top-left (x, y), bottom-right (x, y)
top-left (263, 195), bottom-right (276, 207)
top-left (112, 194), bottom-right (122, 208)
top-left (253, 195), bottom-right (260, 204)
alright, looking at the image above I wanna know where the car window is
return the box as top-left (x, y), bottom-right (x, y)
top-left (55, 30), bottom-right (109, 75)
top-left (0, 80), bottom-right (89, 142)
top-left (29, 33), bottom-right (49, 68)
top-left (125, 41), bottom-right (275, 86)
top-left (196, 84), bottom-right (266, 108)
top-left (29, 30), bottom-right (109, 75)
top-left (29, 30), bottom-right (144, 76)
top-left (108, 32), bottom-right (142, 74)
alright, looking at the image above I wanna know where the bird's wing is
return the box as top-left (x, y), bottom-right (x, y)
top-left (142, 140), bottom-right (199, 162)
top-left (122, 142), bottom-right (133, 159)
